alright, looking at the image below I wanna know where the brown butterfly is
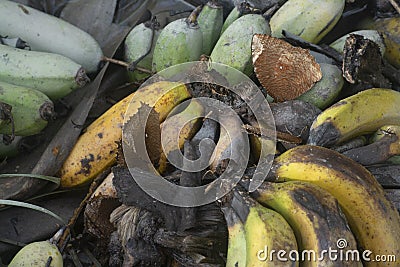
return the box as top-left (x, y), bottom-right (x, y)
top-left (252, 34), bottom-right (322, 102)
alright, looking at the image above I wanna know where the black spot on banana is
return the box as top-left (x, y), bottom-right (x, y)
top-left (0, 82), bottom-right (54, 136)
top-left (308, 88), bottom-right (400, 147)
top-left (270, 145), bottom-right (400, 265)
top-left (211, 14), bottom-right (270, 77)
top-left (253, 181), bottom-right (360, 267)
top-left (221, 205), bottom-right (247, 267)
top-left (124, 19), bottom-right (161, 82)
top-left (8, 240), bottom-right (62, 267)
top-left (270, 0), bottom-right (345, 43)
top-left (197, 1), bottom-right (223, 55)
top-left (0, 44), bottom-right (89, 100)
top-left (152, 7), bottom-right (203, 73)
top-left (0, 0), bottom-right (103, 72)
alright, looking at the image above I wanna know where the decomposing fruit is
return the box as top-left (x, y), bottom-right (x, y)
top-left (253, 181), bottom-right (360, 267)
top-left (270, 145), bottom-right (400, 265)
top-left (308, 88), bottom-right (400, 147)
top-left (60, 81), bottom-right (191, 187)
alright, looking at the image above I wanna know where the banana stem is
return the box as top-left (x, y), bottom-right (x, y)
top-left (388, 0), bottom-right (400, 14)
top-left (101, 56), bottom-right (152, 74)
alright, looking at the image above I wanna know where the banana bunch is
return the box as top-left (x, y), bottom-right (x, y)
top-left (268, 145), bottom-right (400, 266)
top-left (229, 188), bottom-right (298, 267)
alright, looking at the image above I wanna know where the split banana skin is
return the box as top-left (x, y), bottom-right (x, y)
top-left (3, 0), bottom-right (400, 266)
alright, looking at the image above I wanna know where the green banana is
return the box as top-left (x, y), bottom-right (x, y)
top-left (124, 19), bottom-right (160, 82)
top-left (221, 205), bottom-right (246, 267)
top-left (270, 0), bottom-right (345, 43)
top-left (0, 44), bottom-right (89, 100)
top-left (158, 99), bottom-right (204, 174)
top-left (220, 2), bottom-right (252, 35)
top-left (297, 63), bottom-right (344, 110)
top-left (330, 30), bottom-right (386, 56)
top-left (152, 8), bottom-right (203, 73)
top-left (308, 88), bottom-right (400, 147)
top-left (210, 14), bottom-right (270, 77)
top-left (0, 82), bottom-right (54, 136)
top-left (270, 145), bottom-right (400, 266)
top-left (0, 0), bottom-right (103, 72)
top-left (231, 189), bottom-right (298, 266)
top-left (253, 181), bottom-right (360, 267)
top-left (197, 1), bottom-right (223, 55)
top-left (8, 240), bottom-right (63, 267)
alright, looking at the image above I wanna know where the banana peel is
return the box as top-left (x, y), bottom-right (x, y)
top-left (60, 81), bottom-right (191, 188)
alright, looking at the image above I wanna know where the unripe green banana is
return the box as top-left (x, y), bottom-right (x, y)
top-left (0, 44), bottom-right (89, 100)
top-left (270, 0), bottom-right (345, 43)
top-left (152, 9), bottom-right (203, 73)
top-left (330, 30), bottom-right (386, 56)
top-left (0, 0), bottom-right (103, 72)
top-left (0, 82), bottom-right (54, 136)
top-left (373, 17), bottom-right (400, 68)
top-left (297, 63), bottom-right (344, 110)
top-left (220, 2), bottom-right (252, 35)
top-left (8, 240), bottom-right (63, 267)
top-left (197, 1), bottom-right (223, 55)
top-left (124, 19), bottom-right (160, 82)
top-left (210, 14), bottom-right (270, 76)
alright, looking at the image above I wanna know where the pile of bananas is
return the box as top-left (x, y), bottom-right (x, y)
top-left (0, 0), bottom-right (103, 157)
top-left (4, 0), bottom-right (400, 266)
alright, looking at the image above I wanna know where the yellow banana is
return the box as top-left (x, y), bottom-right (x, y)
top-left (253, 181), bottom-right (360, 267)
top-left (231, 189), bottom-right (298, 267)
top-left (221, 205), bottom-right (247, 267)
top-left (270, 145), bottom-right (400, 266)
top-left (8, 240), bottom-right (63, 267)
top-left (60, 81), bottom-right (191, 187)
top-left (158, 99), bottom-right (204, 174)
top-left (209, 112), bottom-right (248, 174)
top-left (308, 88), bottom-right (400, 147)
top-left (342, 125), bottom-right (400, 166)
top-left (373, 17), bottom-right (400, 68)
